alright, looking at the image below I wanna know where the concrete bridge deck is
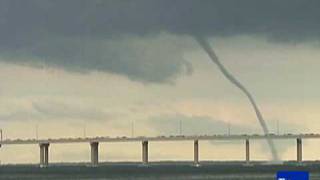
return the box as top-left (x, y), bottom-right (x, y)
top-left (0, 134), bottom-right (318, 167)
top-left (1, 134), bottom-right (320, 145)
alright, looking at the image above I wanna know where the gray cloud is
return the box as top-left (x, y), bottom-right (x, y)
top-left (1, 35), bottom-right (193, 83)
top-left (148, 114), bottom-right (255, 136)
top-left (148, 114), bottom-right (305, 135)
top-left (0, 110), bottom-right (38, 122)
top-left (0, 100), bottom-right (113, 122)
top-left (0, 0), bottom-right (319, 82)
top-left (32, 101), bottom-right (112, 121)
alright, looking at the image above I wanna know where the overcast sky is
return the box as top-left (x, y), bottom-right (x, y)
top-left (1, 0), bottom-right (320, 164)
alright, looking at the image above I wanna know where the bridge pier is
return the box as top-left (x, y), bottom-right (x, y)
top-left (245, 139), bottom-right (250, 164)
top-left (297, 138), bottom-right (302, 163)
top-left (90, 142), bottom-right (99, 166)
top-left (142, 141), bottom-right (148, 164)
top-left (39, 143), bottom-right (49, 167)
top-left (194, 140), bottom-right (199, 166)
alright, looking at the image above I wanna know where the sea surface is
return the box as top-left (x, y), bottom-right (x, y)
top-left (0, 162), bottom-right (319, 180)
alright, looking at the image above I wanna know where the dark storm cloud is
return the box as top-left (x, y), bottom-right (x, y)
top-left (1, 0), bottom-right (319, 40)
top-left (0, 0), bottom-right (319, 82)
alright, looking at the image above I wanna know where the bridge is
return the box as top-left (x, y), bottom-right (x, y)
top-left (0, 134), bottom-right (319, 167)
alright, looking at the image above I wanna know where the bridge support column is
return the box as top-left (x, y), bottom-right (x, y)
top-left (194, 140), bottom-right (199, 166)
top-left (245, 139), bottom-right (250, 164)
top-left (297, 138), bottom-right (302, 163)
top-left (142, 141), bottom-right (148, 164)
top-left (39, 143), bottom-right (49, 167)
top-left (90, 142), bottom-right (99, 166)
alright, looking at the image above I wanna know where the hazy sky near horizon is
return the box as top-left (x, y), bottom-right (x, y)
top-left (1, 0), bottom-right (320, 163)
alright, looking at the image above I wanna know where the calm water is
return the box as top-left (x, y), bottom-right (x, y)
top-left (0, 162), bottom-right (319, 180)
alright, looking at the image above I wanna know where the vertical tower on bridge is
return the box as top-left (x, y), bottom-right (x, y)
top-left (39, 143), bottom-right (49, 167)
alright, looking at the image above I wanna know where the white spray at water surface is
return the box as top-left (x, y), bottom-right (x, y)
top-left (195, 36), bottom-right (279, 161)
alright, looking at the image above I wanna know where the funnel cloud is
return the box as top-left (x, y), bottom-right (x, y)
top-left (0, 0), bottom-right (319, 83)
top-left (195, 36), bottom-right (279, 161)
